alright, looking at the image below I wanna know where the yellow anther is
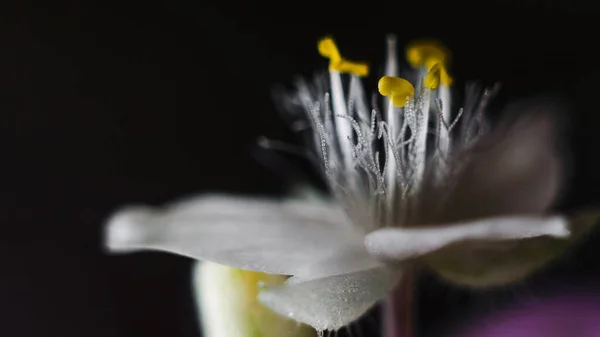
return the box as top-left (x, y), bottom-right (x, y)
top-left (406, 40), bottom-right (450, 68)
top-left (406, 39), bottom-right (454, 86)
top-left (378, 76), bottom-right (415, 107)
top-left (425, 63), bottom-right (441, 90)
top-left (317, 36), bottom-right (369, 77)
top-left (334, 59), bottom-right (369, 77)
top-left (318, 37), bottom-right (342, 63)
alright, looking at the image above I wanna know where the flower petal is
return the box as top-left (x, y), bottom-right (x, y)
top-left (259, 266), bottom-right (402, 331)
top-left (364, 216), bottom-right (569, 261)
top-left (105, 195), bottom-right (380, 277)
top-left (436, 109), bottom-right (564, 222)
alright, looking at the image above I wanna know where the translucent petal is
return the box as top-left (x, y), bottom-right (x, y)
top-left (433, 111), bottom-right (563, 222)
top-left (365, 216), bottom-right (569, 261)
top-left (259, 266), bottom-right (402, 330)
top-left (105, 195), bottom-right (380, 277)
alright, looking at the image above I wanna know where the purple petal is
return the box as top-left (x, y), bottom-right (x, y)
top-left (433, 107), bottom-right (564, 223)
top-left (461, 295), bottom-right (600, 337)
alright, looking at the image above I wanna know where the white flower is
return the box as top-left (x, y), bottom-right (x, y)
top-left (105, 36), bottom-right (584, 332)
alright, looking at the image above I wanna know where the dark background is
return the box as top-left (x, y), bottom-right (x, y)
top-left (2, 1), bottom-right (600, 336)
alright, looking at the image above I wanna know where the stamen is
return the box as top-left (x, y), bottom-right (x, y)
top-left (466, 83), bottom-right (501, 144)
top-left (257, 136), bottom-right (321, 166)
top-left (385, 34), bottom-right (399, 78)
top-left (336, 113), bottom-right (384, 194)
top-left (306, 100), bottom-right (330, 176)
top-left (405, 40), bottom-right (453, 86)
top-left (425, 63), bottom-right (441, 90)
top-left (408, 81), bottom-right (430, 192)
top-left (318, 37), bottom-right (369, 77)
top-left (318, 37), bottom-right (342, 63)
top-left (335, 60), bottom-right (369, 77)
top-left (378, 122), bottom-right (405, 191)
top-left (288, 35), bottom-right (494, 231)
top-left (329, 71), bottom-right (355, 172)
top-left (317, 38), bottom-right (370, 195)
top-left (449, 108), bottom-right (463, 132)
top-left (405, 40), bottom-right (449, 68)
top-left (382, 37), bottom-right (401, 213)
top-left (378, 76), bottom-right (415, 108)
top-left (433, 99), bottom-right (451, 176)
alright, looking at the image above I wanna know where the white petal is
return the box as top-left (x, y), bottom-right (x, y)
top-left (259, 266), bottom-right (402, 331)
top-left (365, 216), bottom-right (569, 261)
top-left (105, 195), bottom-right (380, 277)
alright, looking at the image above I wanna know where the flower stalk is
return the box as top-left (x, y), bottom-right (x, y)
top-left (385, 268), bottom-right (416, 337)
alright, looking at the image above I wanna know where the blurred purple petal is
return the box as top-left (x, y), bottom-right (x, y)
top-left (462, 295), bottom-right (600, 337)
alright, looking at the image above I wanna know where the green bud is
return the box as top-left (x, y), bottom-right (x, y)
top-left (194, 261), bottom-right (315, 337)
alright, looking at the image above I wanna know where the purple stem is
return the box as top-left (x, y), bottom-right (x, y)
top-left (384, 269), bottom-right (415, 337)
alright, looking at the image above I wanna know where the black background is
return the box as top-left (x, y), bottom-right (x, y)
top-left (2, 1), bottom-right (600, 336)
